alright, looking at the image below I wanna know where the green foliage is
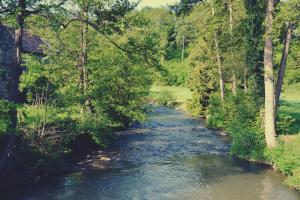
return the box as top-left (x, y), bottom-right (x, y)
top-left (0, 0), bottom-right (299, 190)
top-left (0, 1), bottom-right (166, 184)
top-left (278, 83), bottom-right (300, 135)
top-left (243, 0), bottom-right (266, 98)
top-left (20, 55), bottom-right (56, 103)
top-left (15, 139), bottom-right (65, 179)
top-left (0, 100), bottom-right (16, 135)
top-left (153, 60), bottom-right (193, 86)
top-left (276, 113), bottom-right (296, 135)
top-left (188, 62), bottom-right (216, 117)
top-left (150, 86), bottom-right (192, 104)
top-left (155, 91), bottom-right (175, 106)
top-left (77, 114), bottom-right (116, 148)
top-left (265, 134), bottom-right (300, 190)
top-left (287, 168), bottom-right (300, 191)
top-left (207, 93), bottom-right (266, 159)
top-left (170, 0), bottom-right (203, 16)
top-left (273, 0), bottom-right (300, 89)
top-left (90, 47), bottom-right (151, 126)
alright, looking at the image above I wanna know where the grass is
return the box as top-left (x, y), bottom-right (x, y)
top-left (150, 86), bottom-right (192, 111)
top-left (281, 83), bottom-right (300, 102)
top-left (150, 85), bottom-right (192, 103)
top-left (272, 83), bottom-right (300, 191)
top-left (278, 83), bottom-right (300, 134)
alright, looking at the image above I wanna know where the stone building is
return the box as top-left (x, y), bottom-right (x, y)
top-left (0, 23), bottom-right (44, 100)
top-left (0, 24), bottom-right (15, 99)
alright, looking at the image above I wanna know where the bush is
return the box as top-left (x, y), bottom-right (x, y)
top-left (153, 60), bottom-right (193, 86)
top-left (206, 94), bottom-right (230, 129)
top-left (156, 91), bottom-right (175, 106)
top-left (276, 113), bottom-right (296, 135)
top-left (188, 63), bottom-right (216, 117)
top-left (265, 134), bottom-right (300, 191)
top-left (229, 123), bottom-right (266, 160)
top-left (90, 52), bottom-right (151, 127)
top-left (78, 115), bottom-right (115, 148)
top-left (207, 93), bottom-right (266, 159)
top-left (0, 100), bottom-right (16, 135)
top-left (287, 168), bottom-right (300, 191)
top-left (187, 94), bottom-right (206, 117)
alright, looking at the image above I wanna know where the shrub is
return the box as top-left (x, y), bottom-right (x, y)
top-left (276, 113), bottom-right (296, 135)
top-left (153, 60), bottom-right (193, 86)
top-left (0, 100), bottom-right (16, 135)
top-left (265, 134), bottom-right (300, 175)
top-left (206, 93), bottom-right (266, 159)
top-left (287, 168), bottom-right (300, 191)
top-left (188, 63), bottom-right (216, 117)
top-left (265, 134), bottom-right (300, 191)
top-left (187, 94), bottom-right (206, 117)
top-left (78, 114), bottom-right (115, 148)
top-left (156, 91), bottom-right (175, 106)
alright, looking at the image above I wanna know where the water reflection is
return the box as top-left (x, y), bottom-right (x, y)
top-left (14, 107), bottom-right (300, 200)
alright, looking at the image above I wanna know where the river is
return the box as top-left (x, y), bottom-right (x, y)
top-left (12, 107), bottom-right (300, 200)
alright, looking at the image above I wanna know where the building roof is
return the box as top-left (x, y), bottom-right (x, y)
top-left (4, 25), bottom-right (45, 55)
top-left (21, 30), bottom-right (44, 55)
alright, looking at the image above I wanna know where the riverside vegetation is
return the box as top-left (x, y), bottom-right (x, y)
top-left (0, 0), bottom-right (300, 193)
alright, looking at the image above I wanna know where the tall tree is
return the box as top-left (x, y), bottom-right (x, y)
top-left (228, 0), bottom-right (237, 96)
top-left (274, 0), bottom-right (300, 110)
top-left (243, 0), bottom-right (265, 97)
top-left (170, 0), bottom-right (203, 16)
top-left (0, 0), bottom-right (66, 169)
top-left (275, 22), bottom-right (292, 110)
top-left (211, 0), bottom-right (225, 100)
top-left (78, 0), bottom-right (90, 112)
top-left (263, 0), bottom-right (277, 148)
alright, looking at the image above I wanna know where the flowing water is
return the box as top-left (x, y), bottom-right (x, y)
top-left (12, 107), bottom-right (300, 200)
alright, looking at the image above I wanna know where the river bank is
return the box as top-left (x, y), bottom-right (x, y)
top-left (155, 96), bottom-right (300, 192)
top-left (6, 106), bottom-right (300, 200)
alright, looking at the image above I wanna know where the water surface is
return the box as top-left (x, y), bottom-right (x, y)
top-left (14, 107), bottom-right (300, 200)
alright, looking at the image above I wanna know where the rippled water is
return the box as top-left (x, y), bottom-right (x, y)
top-left (13, 107), bottom-right (300, 200)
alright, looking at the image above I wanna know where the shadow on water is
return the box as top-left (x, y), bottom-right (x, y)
top-left (8, 106), bottom-right (300, 200)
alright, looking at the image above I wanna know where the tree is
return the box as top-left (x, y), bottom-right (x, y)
top-left (211, 0), bottom-right (225, 100)
top-left (275, 21), bottom-right (292, 110)
top-left (170, 0), bottom-right (203, 16)
top-left (228, 0), bottom-right (237, 96)
top-left (0, 0), bottom-right (66, 169)
top-left (243, 0), bottom-right (265, 97)
top-left (263, 0), bottom-right (277, 148)
top-left (274, 0), bottom-right (300, 110)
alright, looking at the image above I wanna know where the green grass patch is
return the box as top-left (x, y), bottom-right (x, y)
top-left (269, 83), bottom-right (300, 190)
top-left (281, 83), bottom-right (300, 102)
top-left (150, 86), bottom-right (192, 103)
top-left (278, 83), bottom-right (300, 134)
top-left (266, 134), bottom-right (300, 191)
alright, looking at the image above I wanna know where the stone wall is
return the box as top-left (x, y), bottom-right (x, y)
top-left (0, 24), bottom-right (16, 100)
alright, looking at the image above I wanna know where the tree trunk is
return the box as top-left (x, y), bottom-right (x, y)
top-left (243, 67), bottom-right (248, 93)
top-left (10, 0), bottom-right (24, 103)
top-left (214, 32), bottom-right (225, 100)
top-left (229, 0), bottom-right (237, 96)
top-left (264, 0), bottom-right (277, 148)
top-left (275, 22), bottom-right (292, 110)
top-left (79, 3), bottom-right (92, 112)
top-left (181, 35), bottom-right (185, 63)
top-left (0, 0), bottom-right (25, 169)
top-left (211, 0), bottom-right (225, 100)
top-left (232, 71), bottom-right (237, 96)
top-left (79, 17), bottom-right (86, 96)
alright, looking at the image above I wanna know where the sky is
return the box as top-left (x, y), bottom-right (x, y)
top-left (137, 0), bottom-right (179, 8)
